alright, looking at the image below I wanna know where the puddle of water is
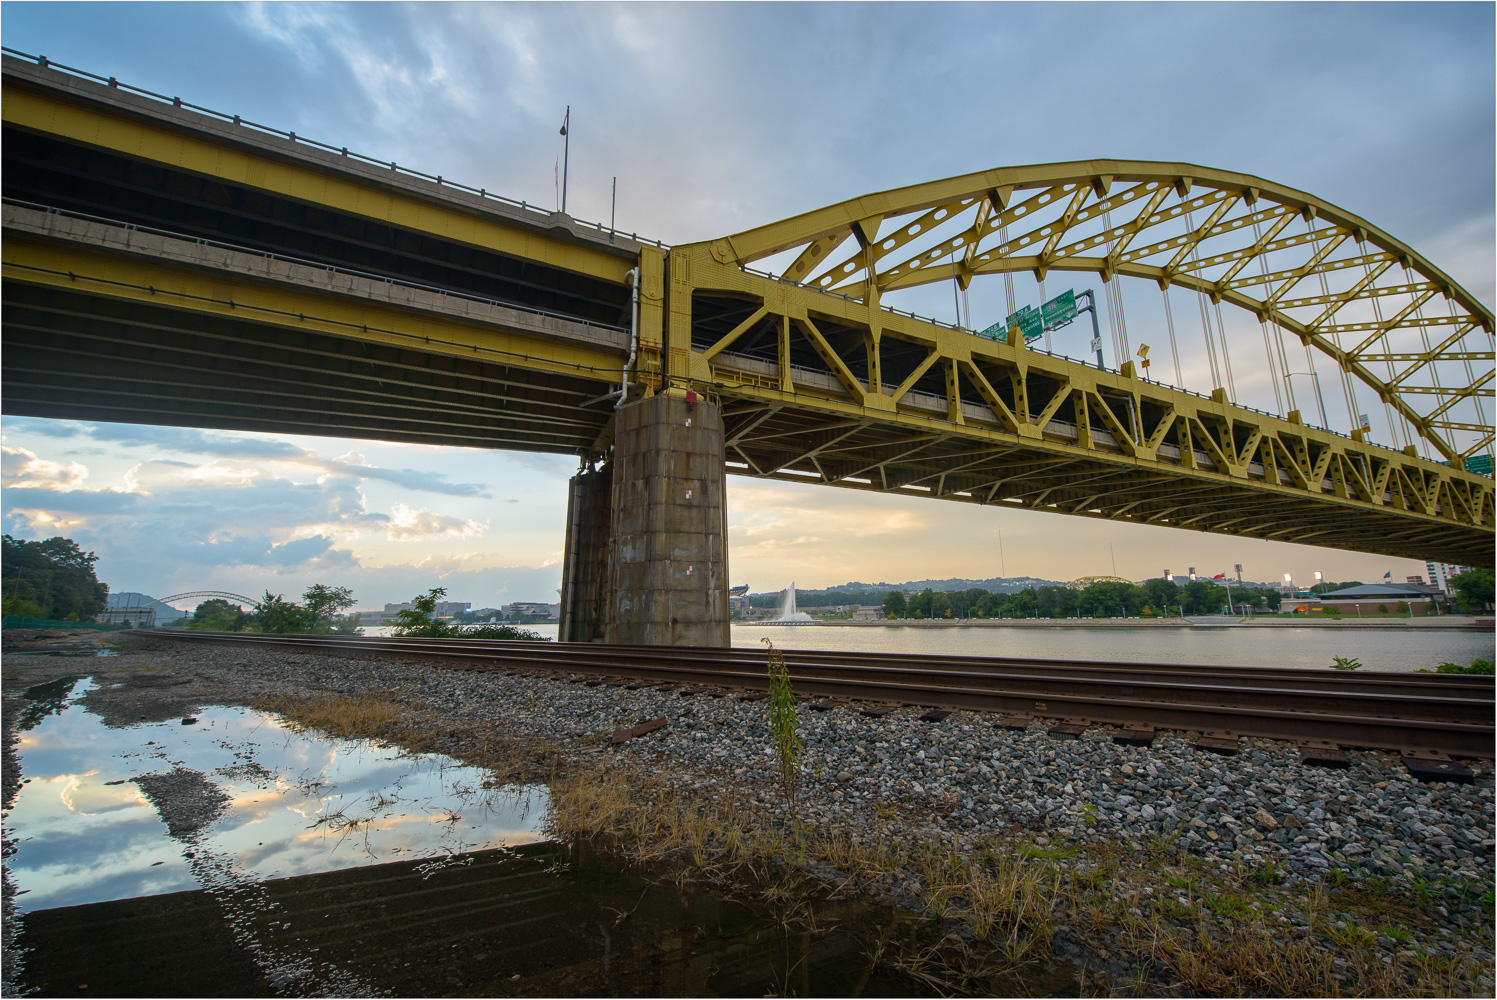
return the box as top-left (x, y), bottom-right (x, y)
top-left (8, 676), bottom-right (1078, 997)
top-left (15, 838), bottom-right (972, 998)
top-left (7, 678), bottom-right (546, 913)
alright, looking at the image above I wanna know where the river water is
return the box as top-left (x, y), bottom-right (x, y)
top-left (375, 622), bottom-right (1490, 673)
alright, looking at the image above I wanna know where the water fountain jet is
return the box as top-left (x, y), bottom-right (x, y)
top-left (765, 582), bottom-right (815, 623)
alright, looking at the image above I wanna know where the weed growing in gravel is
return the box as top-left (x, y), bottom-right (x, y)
top-left (762, 639), bottom-right (801, 810)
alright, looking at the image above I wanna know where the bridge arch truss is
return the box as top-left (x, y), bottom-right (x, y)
top-left (704, 161), bottom-right (1493, 466)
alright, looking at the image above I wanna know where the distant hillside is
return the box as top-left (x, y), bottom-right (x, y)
top-left (749, 574), bottom-right (1287, 600)
top-left (748, 577), bottom-right (1066, 601)
top-left (821, 577), bottom-right (1067, 595)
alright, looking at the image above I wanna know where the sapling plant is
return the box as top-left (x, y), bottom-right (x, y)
top-left (762, 638), bottom-right (802, 811)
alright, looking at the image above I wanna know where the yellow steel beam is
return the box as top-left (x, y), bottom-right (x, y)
top-left (2, 84), bottom-right (634, 286)
top-left (2, 237), bottom-right (624, 381)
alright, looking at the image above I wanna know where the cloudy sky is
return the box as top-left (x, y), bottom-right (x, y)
top-left (2, 2), bottom-right (1492, 608)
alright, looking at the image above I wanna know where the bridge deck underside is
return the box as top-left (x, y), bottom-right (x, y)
top-left (2, 281), bottom-right (616, 454)
top-left (720, 400), bottom-right (1489, 564)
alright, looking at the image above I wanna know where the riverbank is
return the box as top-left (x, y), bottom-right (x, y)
top-left (739, 616), bottom-right (1491, 630)
top-left (5, 630), bottom-right (1493, 996)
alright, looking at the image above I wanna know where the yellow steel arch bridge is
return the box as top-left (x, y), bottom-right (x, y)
top-left (1, 52), bottom-right (1491, 567)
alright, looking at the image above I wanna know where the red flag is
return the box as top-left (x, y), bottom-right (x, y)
top-left (1212, 573), bottom-right (1226, 580)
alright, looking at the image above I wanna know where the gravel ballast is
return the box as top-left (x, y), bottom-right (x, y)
top-left (4, 631), bottom-right (1493, 994)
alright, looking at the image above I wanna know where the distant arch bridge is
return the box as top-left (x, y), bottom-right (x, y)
top-left (155, 591), bottom-right (257, 609)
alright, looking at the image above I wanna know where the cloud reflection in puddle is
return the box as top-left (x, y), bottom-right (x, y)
top-left (8, 678), bottom-right (549, 912)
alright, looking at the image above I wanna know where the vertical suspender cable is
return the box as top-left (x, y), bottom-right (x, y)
top-left (1320, 269), bottom-right (1362, 437)
top-left (1407, 265), bottom-right (1443, 460)
top-left (1104, 279), bottom-right (1122, 367)
top-left (1038, 276), bottom-right (1051, 352)
top-left (1162, 284), bottom-right (1185, 389)
top-left (1359, 240), bottom-right (1413, 451)
top-left (1001, 224), bottom-right (1017, 317)
top-left (1252, 219), bottom-right (1285, 414)
top-left (1213, 298), bottom-right (1238, 402)
top-left (1184, 208), bottom-right (1222, 390)
top-left (1260, 316), bottom-right (1286, 414)
top-left (951, 258), bottom-right (962, 331)
top-left (1452, 294), bottom-right (1491, 466)
top-left (1301, 340), bottom-right (1329, 428)
top-left (1102, 211), bottom-right (1131, 363)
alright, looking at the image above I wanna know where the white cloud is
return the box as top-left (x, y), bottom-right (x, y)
top-left (1, 445), bottom-right (90, 491)
top-left (386, 503), bottom-right (486, 542)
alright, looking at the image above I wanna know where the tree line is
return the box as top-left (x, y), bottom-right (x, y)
top-left (188, 585), bottom-right (547, 640)
top-left (881, 578), bottom-right (1288, 619)
top-left (186, 585), bottom-right (364, 634)
top-left (2, 535), bottom-right (109, 621)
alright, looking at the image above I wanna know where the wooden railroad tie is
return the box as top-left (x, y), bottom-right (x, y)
top-left (1401, 749), bottom-right (1475, 784)
top-left (1298, 740), bottom-right (1349, 769)
top-left (1112, 725), bottom-right (1156, 747)
top-left (1047, 718), bottom-right (1090, 739)
top-left (1195, 730), bottom-right (1241, 755)
top-left (993, 712), bottom-right (1034, 731)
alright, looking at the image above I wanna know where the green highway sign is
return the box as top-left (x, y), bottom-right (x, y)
top-left (980, 320), bottom-right (1007, 339)
top-left (1006, 306), bottom-right (1043, 340)
top-left (1465, 454), bottom-right (1494, 476)
top-left (1042, 290), bottom-right (1078, 330)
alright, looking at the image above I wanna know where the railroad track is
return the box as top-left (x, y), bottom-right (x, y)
top-left (143, 631), bottom-right (1495, 762)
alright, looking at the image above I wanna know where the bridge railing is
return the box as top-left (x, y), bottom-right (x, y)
top-left (1, 47), bottom-right (670, 251)
top-left (5, 198), bottom-right (629, 335)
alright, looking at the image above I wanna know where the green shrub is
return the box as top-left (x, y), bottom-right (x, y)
top-left (1428, 658), bottom-right (1494, 675)
top-left (1330, 656), bottom-right (1363, 670)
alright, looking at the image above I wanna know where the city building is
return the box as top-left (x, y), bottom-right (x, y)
top-left (1425, 561), bottom-right (1473, 595)
top-left (358, 599), bottom-right (471, 624)
top-left (1312, 582), bottom-right (1446, 615)
top-left (503, 601), bottom-right (559, 620)
top-left (850, 605), bottom-right (884, 620)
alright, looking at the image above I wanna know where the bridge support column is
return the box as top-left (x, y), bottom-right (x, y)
top-left (558, 393), bottom-right (730, 646)
top-left (607, 393), bottom-right (729, 646)
top-left (558, 463), bottom-right (613, 643)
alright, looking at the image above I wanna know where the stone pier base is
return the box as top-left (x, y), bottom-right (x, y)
top-left (558, 393), bottom-right (729, 647)
top-left (557, 463), bottom-right (612, 643)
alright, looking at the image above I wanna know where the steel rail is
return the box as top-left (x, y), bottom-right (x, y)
top-left (159, 631), bottom-right (1488, 699)
top-left (437, 638), bottom-right (1491, 698)
top-left (218, 636), bottom-right (1487, 723)
top-left (144, 631), bottom-right (1494, 757)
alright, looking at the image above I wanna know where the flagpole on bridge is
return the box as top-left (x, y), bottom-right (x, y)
top-left (559, 106), bottom-right (570, 215)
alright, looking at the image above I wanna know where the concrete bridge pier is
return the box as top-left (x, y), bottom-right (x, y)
top-left (559, 393), bottom-right (730, 646)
